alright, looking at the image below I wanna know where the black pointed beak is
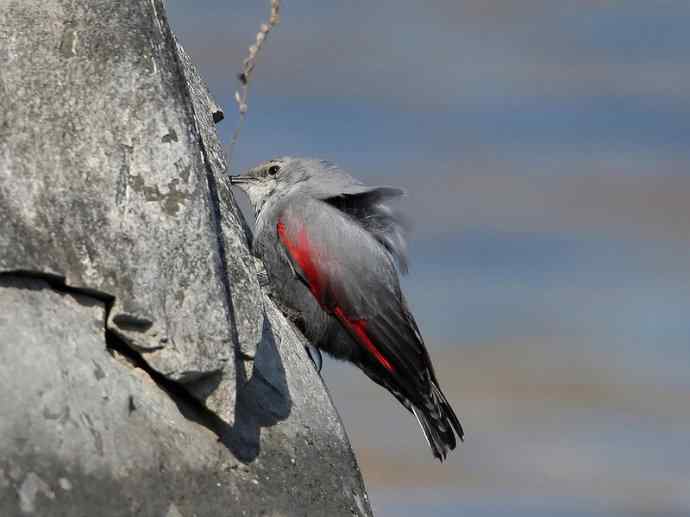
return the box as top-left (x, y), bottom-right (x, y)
top-left (228, 174), bottom-right (252, 185)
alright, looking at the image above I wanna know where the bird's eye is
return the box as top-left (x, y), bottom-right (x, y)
top-left (267, 165), bottom-right (281, 176)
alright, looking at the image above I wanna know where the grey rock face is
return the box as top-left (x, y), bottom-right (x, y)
top-left (0, 0), bottom-right (242, 413)
top-left (0, 277), bottom-right (370, 516)
top-left (0, 0), bottom-right (371, 515)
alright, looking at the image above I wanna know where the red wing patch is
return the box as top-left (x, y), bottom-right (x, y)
top-left (277, 218), bottom-right (325, 302)
top-left (278, 216), bottom-right (395, 374)
top-left (334, 307), bottom-right (395, 373)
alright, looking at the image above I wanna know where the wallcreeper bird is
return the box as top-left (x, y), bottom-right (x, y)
top-left (230, 157), bottom-right (463, 460)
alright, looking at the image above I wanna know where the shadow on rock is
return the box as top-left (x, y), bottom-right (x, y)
top-left (180, 313), bottom-right (292, 463)
top-left (224, 312), bottom-right (292, 462)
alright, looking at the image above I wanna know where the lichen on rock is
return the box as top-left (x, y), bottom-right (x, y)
top-left (0, 1), bottom-right (371, 515)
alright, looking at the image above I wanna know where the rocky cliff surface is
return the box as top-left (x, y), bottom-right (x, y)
top-left (0, 1), bottom-right (371, 515)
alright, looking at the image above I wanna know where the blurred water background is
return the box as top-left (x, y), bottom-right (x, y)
top-left (167, 2), bottom-right (690, 515)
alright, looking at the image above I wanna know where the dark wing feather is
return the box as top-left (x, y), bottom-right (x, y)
top-left (276, 197), bottom-right (464, 459)
top-left (323, 186), bottom-right (410, 274)
top-left (276, 198), bottom-right (426, 389)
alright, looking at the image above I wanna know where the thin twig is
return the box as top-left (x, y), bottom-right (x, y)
top-left (227, 0), bottom-right (280, 168)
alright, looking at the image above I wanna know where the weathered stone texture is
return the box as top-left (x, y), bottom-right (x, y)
top-left (0, 0), bottom-right (371, 515)
top-left (0, 278), bottom-right (370, 516)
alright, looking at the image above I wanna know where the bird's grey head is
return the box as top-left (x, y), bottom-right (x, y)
top-left (229, 156), bottom-right (361, 216)
top-left (231, 156), bottom-right (410, 272)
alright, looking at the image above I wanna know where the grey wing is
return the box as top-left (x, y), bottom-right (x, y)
top-left (275, 198), bottom-right (431, 405)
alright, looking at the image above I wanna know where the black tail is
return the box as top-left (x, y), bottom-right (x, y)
top-left (355, 355), bottom-right (464, 461)
top-left (413, 383), bottom-right (464, 462)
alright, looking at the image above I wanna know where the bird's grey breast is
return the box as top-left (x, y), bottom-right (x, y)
top-left (255, 199), bottom-right (336, 349)
top-left (253, 198), bottom-right (286, 280)
top-left (252, 195), bottom-right (317, 314)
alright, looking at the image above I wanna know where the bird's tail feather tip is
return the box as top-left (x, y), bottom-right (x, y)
top-left (413, 401), bottom-right (464, 462)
